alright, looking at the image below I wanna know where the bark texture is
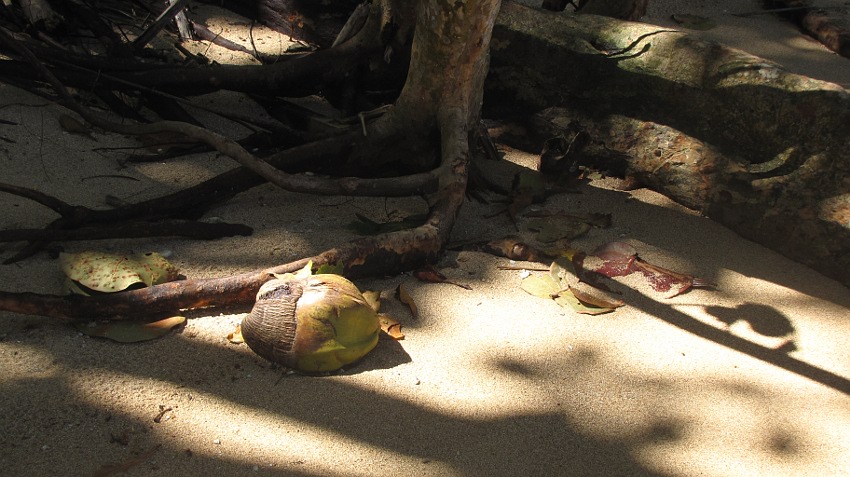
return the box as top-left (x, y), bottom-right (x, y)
top-left (487, 2), bottom-right (850, 286)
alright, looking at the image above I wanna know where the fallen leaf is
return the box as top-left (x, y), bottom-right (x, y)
top-left (568, 284), bottom-right (624, 309)
top-left (316, 262), bottom-right (344, 275)
top-left (524, 216), bottom-right (591, 243)
top-left (413, 266), bottom-right (472, 290)
top-left (521, 258), bottom-right (618, 315)
top-left (553, 289), bottom-right (615, 315)
top-left (520, 273), bottom-right (561, 299)
top-left (585, 242), bottom-right (711, 298)
top-left (379, 313), bottom-right (404, 339)
top-left (75, 316), bottom-right (185, 343)
top-left (61, 251), bottom-right (179, 295)
top-left (58, 114), bottom-right (94, 139)
top-left (227, 324), bottom-right (244, 344)
top-left (395, 284), bottom-right (418, 318)
top-left (587, 241), bottom-right (637, 277)
top-left (631, 258), bottom-right (694, 298)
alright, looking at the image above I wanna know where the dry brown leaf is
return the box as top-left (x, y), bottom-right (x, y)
top-left (396, 284), bottom-right (418, 318)
top-left (568, 284), bottom-right (624, 309)
top-left (413, 266), bottom-right (472, 290)
top-left (379, 313), bottom-right (405, 339)
top-left (227, 324), bottom-right (244, 344)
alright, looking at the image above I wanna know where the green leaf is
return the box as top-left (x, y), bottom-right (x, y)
top-left (316, 262), bottom-right (344, 275)
top-left (549, 257), bottom-right (578, 285)
top-left (520, 273), bottom-right (561, 299)
top-left (74, 316), bottom-right (185, 342)
top-left (553, 289), bottom-right (614, 315)
top-left (61, 251), bottom-right (178, 295)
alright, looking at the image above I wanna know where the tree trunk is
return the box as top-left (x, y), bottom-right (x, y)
top-left (487, 2), bottom-right (850, 286)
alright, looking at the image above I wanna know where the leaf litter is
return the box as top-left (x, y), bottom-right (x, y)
top-left (520, 241), bottom-right (714, 313)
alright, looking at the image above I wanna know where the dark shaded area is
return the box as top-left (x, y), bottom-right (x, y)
top-left (707, 303), bottom-right (796, 338)
top-left (0, 321), bottom-right (669, 477)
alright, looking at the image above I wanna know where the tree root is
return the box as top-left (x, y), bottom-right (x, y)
top-left (0, 19), bottom-right (435, 260)
top-left (0, 0), bottom-right (494, 321)
top-left (0, 107), bottom-right (470, 321)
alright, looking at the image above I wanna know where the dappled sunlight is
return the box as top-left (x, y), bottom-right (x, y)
top-left (2, 1), bottom-right (850, 475)
top-left (185, 5), bottom-right (302, 67)
top-left (644, 11), bottom-right (850, 88)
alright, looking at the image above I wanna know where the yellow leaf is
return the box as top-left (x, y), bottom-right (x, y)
top-left (396, 284), bottom-right (418, 318)
top-left (60, 251), bottom-right (178, 295)
top-left (362, 290), bottom-right (381, 313)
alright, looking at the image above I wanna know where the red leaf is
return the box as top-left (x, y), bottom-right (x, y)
top-left (413, 267), bottom-right (447, 283)
top-left (632, 258), bottom-right (693, 298)
top-left (587, 241), bottom-right (637, 277)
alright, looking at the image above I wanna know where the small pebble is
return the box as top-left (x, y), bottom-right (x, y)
top-left (213, 439), bottom-right (221, 445)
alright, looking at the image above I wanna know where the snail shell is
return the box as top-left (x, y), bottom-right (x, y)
top-left (241, 274), bottom-right (380, 372)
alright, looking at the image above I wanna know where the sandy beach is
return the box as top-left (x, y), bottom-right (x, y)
top-left (2, 1), bottom-right (849, 476)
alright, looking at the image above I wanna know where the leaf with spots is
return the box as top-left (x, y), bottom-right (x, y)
top-left (61, 251), bottom-right (179, 295)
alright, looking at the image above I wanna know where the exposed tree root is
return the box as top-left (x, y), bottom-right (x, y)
top-left (0, 107), bottom-right (470, 321)
top-left (488, 2), bottom-right (850, 287)
top-left (0, 0), bottom-right (497, 321)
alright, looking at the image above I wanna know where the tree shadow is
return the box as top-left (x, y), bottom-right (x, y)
top-left (706, 303), bottom-right (796, 339)
top-left (628, 291), bottom-right (850, 396)
top-left (0, 323), bottom-right (674, 477)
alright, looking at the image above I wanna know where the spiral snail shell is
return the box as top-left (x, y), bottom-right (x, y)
top-left (241, 273), bottom-right (380, 373)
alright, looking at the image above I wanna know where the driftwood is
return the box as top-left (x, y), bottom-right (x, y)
top-left (487, 2), bottom-right (850, 286)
